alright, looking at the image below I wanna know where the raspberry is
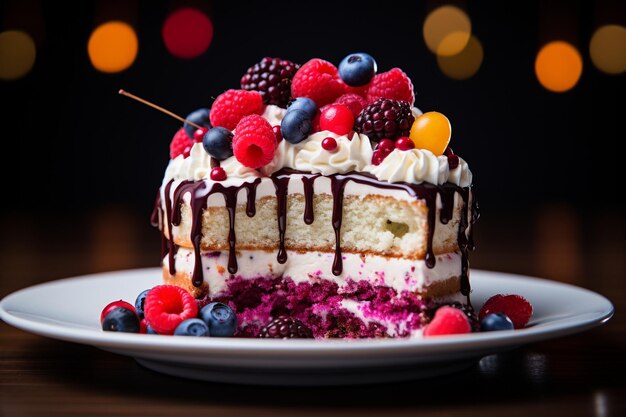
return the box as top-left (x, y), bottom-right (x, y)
top-left (291, 59), bottom-right (345, 107)
top-left (169, 128), bottom-right (194, 159)
top-left (479, 294), bottom-right (533, 329)
top-left (334, 93), bottom-right (368, 118)
top-left (366, 68), bottom-right (415, 105)
top-left (209, 89), bottom-right (264, 131)
top-left (423, 306), bottom-right (471, 337)
top-left (354, 98), bottom-right (415, 142)
top-left (424, 302), bottom-right (480, 332)
top-left (100, 300), bottom-right (136, 324)
top-left (144, 285), bottom-right (198, 335)
top-left (319, 104), bottom-right (354, 135)
top-left (240, 57), bottom-right (300, 108)
top-left (232, 114), bottom-right (277, 168)
top-left (259, 316), bottom-right (314, 339)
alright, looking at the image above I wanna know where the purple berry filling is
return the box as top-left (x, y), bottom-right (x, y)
top-left (208, 275), bottom-right (432, 338)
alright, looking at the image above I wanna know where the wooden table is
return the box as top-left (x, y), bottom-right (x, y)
top-left (1, 208), bottom-right (624, 417)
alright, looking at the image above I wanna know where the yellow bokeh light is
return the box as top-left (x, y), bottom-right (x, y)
top-left (590, 24), bottom-right (626, 75)
top-left (88, 21), bottom-right (138, 73)
top-left (423, 6), bottom-right (471, 57)
top-left (0, 30), bottom-right (36, 81)
top-left (437, 35), bottom-right (484, 80)
top-left (535, 41), bottom-right (583, 93)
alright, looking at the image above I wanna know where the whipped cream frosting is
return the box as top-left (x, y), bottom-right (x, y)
top-left (162, 104), bottom-right (473, 188)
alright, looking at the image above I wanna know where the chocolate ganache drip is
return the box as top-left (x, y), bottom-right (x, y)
top-left (154, 171), bottom-right (477, 295)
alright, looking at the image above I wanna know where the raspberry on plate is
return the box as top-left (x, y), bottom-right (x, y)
top-left (232, 114), bottom-right (277, 168)
top-left (423, 306), bottom-right (471, 337)
top-left (209, 89), bottom-right (264, 131)
top-left (169, 128), bottom-right (194, 159)
top-left (144, 285), bottom-right (198, 335)
top-left (291, 58), bottom-right (346, 107)
top-left (367, 68), bottom-right (415, 105)
top-left (479, 294), bottom-right (533, 329)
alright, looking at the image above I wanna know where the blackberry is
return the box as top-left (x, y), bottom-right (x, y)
top-left (258, 316), bottom-right (314, 339)
top-left (423, 302), bottom-right (480, 332)
top-left (354, 98), bottom-right (415, 142)
top-left (240, 57), bottom-right (300, 108)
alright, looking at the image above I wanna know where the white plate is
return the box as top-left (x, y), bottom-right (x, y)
top-left (0, 268), bottom-right (613, 386)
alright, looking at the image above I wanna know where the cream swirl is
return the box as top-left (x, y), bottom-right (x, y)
top-left (369, 148), bottom-right (472, 186)
top-left (260, 139), bottom-right (301, 175)
top-left (260, 104), bottom-right (286, 126)
top-left (293, 131), bottom-right (374, 175)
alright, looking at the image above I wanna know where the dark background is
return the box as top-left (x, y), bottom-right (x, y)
top-left (0, 0), bottom-right (624, 283)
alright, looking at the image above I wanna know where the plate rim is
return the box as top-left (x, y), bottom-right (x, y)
top-left (0, 267), bottom-right (614, 356)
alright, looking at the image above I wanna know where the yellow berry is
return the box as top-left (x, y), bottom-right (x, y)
top-left (409, 111), bottom-right (451, 155)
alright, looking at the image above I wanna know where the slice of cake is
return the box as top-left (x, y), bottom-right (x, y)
top-left (151, 54), bottom-right (478, 338)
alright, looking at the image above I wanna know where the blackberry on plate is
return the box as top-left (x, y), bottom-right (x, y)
top-left (259, 316), bottom-right (314, 339)
top-left (354, 98), bottom-right (415, 142)
top-left (240, 57), bottom-right (299, 108)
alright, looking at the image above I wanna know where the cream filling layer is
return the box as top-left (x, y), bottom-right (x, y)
top-left (165, 248), bottom-right (462, 297)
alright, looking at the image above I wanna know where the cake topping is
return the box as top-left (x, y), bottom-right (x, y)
top-left (321, 136), bottom-right (338, 151)
top-left (354, 98), bottom-right (415, 141)
top-left (210, 166), bottom-right (227, 181)
top-left (240, 57), bottom-right (300, 108)
top-left (183, 107), bottom-right (212, 138)
top-left (232, 114), bottom-right (277, 168)
top-left (366, 67), bottom-right (415, 105)
top-left (319, 103), bottom-right (355, 135)
top-left (370, 148), bottom-right (452, 185)
top-left (409, 111), bottom-right (452, 156)
top-left (394, 136), bottom-right (415, 151)
top-left (294, 131), bottom-right (373, 175)
top-left (202, 126), bottom-right (234, 161)
top-left (291, 58), bottom-right (345, 106)
top-left (280, 109), bottom-right (313, 144)
top-left (334, 93), bottom-right (367, 117)
top-left (338, 52), bottom-right (377, 87)
top-left (169, 128), bottom-right (194, 159)
top-left (209, 89), bottom-right (264, 130)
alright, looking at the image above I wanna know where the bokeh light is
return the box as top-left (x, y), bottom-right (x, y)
top-left (0, 30), bottom-right (36, 81)
top-left (590, 24), bottom-right (626, 75)
top-left (423, 6), bottom-right (471, 57)
top-left (162, 8), bottom-right (213, 59)
top-left (437, 35), bottom-right (484, 80)
top-left (535, 41), bottom-right (583, 93)
top-left (88, 21), bottom-right (138, 73)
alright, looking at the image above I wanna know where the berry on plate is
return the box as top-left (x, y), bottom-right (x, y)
top-left (174, 318), bottom-right (210, 336)
top-left (355, 98), bottom-right (415, 142)
top-left (409, 111), bottom-right (451, 156)
top-left (319, 104), bottom-right (354, 135)
top-left (202, 127), bottom-right (234, 161)
top-left (281, 109), bottom-right (313, 144)
top-left (209, 89), bottom-right (263, 131)
top-left (169, 128), bottom-right (194, 159)
top-left (366, 68), bottom-right (415, 105)
top-left (184, 108), bottom-right (211, 138)
top-left (291, 58), bottom-right (345, 107)
top-left (134, 289), bottom-right (151, 319)
top-left (479, 294), bottom-right (533, 329)
top-left (259, 316), bottom-right (314, 339)
top-left (338, 52), bottom-right (377, 87)
top-left (423, 306), bottom-right (471, 337)
top-left (480, 312), bottom-right (515, 332)
top-left (240, 57), bottom-right (300, 108)
top-left (143, 285), bottom-right (198, 335)
top-left (199, 302), bottom-right (237, 337)
top-left (101, 300), bottom-right (136, 324)
top-left (232, 114), bottom-right (277, 168)
top-left (102, 307), bottom-right (141, 333)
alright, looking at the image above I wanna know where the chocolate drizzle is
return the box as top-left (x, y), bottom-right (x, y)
top-left (153, 171), bottom-right (477, 296)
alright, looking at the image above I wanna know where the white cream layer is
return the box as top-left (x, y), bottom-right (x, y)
top-left (165, 248), bottom-right (462, 297)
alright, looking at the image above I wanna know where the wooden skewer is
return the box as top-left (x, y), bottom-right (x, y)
top-left (118, 89), bottom-right (203, 130)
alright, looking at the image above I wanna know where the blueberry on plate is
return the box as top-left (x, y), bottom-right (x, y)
top-left (338, 53), bottom-right (377, 87)
top-left (134, 289), bottom-right (151, 319)
top-left (184, 108), bottom-right (211, 138)
top-left (174, 318), bottom-right (210, 336)
top-left (200, 302), bottom-right (237, 337)
top-left (102, 307), bottom-right (140, 333)
top-left (286, 97), bottom-right (317, 119)
top-left (203, 127), bottom-right (234, 160)
top-left (281, 109), bottom-right (312, 144)
top-left (480, 312), bottom-right (515, 332)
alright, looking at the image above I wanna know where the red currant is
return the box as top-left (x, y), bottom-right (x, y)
top-left (321, 137), bottom-right (338, 151)
top-left (272, 125), bottom-right (283, 143)
top-left (193, 127), bottom-right (209, 143)
top-left (210, 166), bottom-right (227, 181)
top-left (395, 136), bottom-right (415, 151)
top-left (378, 138), bottom-right (395, 154)
top-left (319, 104), bottom-right (354, 135)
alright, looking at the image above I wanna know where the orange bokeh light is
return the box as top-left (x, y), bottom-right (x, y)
top-left (88, 21), bottom-right (138, 73)
top-left (535, 41), bottom-right (583, 93)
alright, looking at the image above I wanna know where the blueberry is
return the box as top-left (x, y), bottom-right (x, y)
top-left (480, 312), bottom-right (515, 332)
top-left (199, 302), bottom-right (237, 337)
top-left (174, 318), bottom-right (210, 336)
top-left (146, 324), bottom-right (158, 334)
top-left (281, 109), bottom-right (312, 144)
top-left (338, 53), bottom-right (377, 87)
top-left (203, 127), bottom-right (234, 160)
top-left (134, 289), bottom-right (150, 319)
top-left (184, 108), bottom-right (212, 138)
top-left (102, 307), bottom-right (140, 333)
top-left (286, 97), bottom-right (317, 119)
